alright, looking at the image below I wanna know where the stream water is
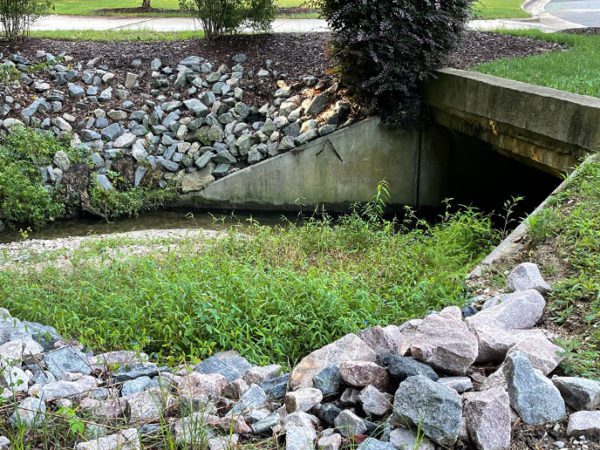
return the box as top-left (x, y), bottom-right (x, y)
top-left (0, 209), bottom-right (297, 244)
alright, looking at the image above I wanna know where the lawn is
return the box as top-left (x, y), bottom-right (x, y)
top-left (475, 30), bottom-right (600, 98)
top-left (49, 0), bottom-right (526, 19)
top-left (50, 0), bottom-right (306, 16)
top-left (0, 204), bottom-right (497, 367)
top-left (472, 0), bottom-right (529, 19)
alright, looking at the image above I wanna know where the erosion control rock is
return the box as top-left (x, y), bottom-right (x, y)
top-left (378, 354), bottom-right (439, 382)
top-left (388, 428), bottom-right (435, 450)
top-left (466, 289), bottom-right (546, 331)
top-left (567, 411), bottom-right (600, 438)
top-left (392, 375), bottom-right (462, 446)
top-left (553, 376), bottom-right (600, 411)
top-left (507, 262), bottom-right (551, 294)
top-left (411, 306), bottom-right (478, 375)
top-left (463, 387), bottom-right (511, 450)
top-left (290, 333), bottom-right (376, 390)
top-left (503, 351), bottom-right (566, 425)
top-left (339, 361), bottom-right (390, 390)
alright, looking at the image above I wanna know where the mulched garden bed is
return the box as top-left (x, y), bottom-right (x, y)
top-left (0, 30), bottom-right (564, 78)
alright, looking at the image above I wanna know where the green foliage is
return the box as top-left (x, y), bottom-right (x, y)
top-left (0, 128), bottom-right (74, 228)
top-left (88, 185), bottom-right (178, 220)
top-left (179, 0), bottom-right (275, 38)
top-left (0, 0), bottom-right (53, 41)
top-left (311, 0), bottom-right (473, 127)
top-left (523, 157), bottom-right (600, 378)
top-left (0, 201), bottom-right (497, 367)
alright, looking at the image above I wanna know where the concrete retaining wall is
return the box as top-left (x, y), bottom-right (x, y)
top-left (425, 69), bottom-right (600, 176)
top-left (179, 118), bottom-right (432, 211)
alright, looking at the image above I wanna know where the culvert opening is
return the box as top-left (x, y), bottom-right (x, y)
top-left (419, 129), bottom-right (564, 229)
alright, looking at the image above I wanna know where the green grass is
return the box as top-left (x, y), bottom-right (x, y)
top-left (475, 30), bottom-right (600, 98)
top-left (49, 0), bottom-right (523, 19)
top-left (30, 29), bottom-right (203, 41)
top-left (50, 0), bottom-right (306, 16)
top-left (524, 156), bottom-right (600, 378)
top-left (0, 203), bottom-right (498, 368)
top-left (472, 0), bottom-right (529, 19)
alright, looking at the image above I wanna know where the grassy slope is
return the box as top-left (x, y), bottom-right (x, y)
top-left (0, 207), bottom-right (497, 367)
top-left (476, 31), bottom-right (600, 98)
top-left (482, 157), bottom-right (600, 379)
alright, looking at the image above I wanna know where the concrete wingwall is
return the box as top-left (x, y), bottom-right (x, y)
top-left (178, 69), bottom-right (600, 212)
top-left (179, 118), bottom-right (434, 211)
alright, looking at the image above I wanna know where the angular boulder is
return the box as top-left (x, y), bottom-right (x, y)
top-left (290, 334), bottom-right (376, 390)
top-left (378, 354), bottom-right (438, 382)
top-left (463, 387), bottom-right (511, 450)
top-left (411, 307), bottom-right (478, 375)
top-left (503, 351), bottom-right (565, 425)
top-left (389, 428), bottom-right (435, 450)
top-left (392, 375), bottom-right (462, 446)
top-left (507, 263), bottom-right (551, 294)
top-left (553, 376), bottom-right (600, 411)
top-left (567, 411), bottom-right (600, 438)
top-left (466, 290), bottom-right (545, 332)
top-left (506, 336), bottom-right (564, 375)
top-left (339, 361), bottom-right (390, 390)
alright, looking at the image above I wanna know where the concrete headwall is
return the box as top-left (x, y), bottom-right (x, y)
top-left (425, 69), bottom-right (600, 176)
top-left (178, 69), bottom-right (600, 212)
top-left (179, 118), bottom-right (429, 211)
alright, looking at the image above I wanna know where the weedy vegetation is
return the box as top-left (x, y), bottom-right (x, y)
top-left (0, 187), bottom-right (499, 367)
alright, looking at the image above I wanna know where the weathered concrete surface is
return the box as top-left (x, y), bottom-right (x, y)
top-left (424, 69), bottom-right (600, 176)
top-left (179, 118), bottom-right (423, 211)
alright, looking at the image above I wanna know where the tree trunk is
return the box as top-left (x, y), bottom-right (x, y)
top-left (142, 0), bottom-right (151, 8)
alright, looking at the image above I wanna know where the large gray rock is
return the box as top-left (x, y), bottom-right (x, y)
top-left (261, 373), bottom-right (289, 400)
top-left (313, 365), bottom-right (342, 397)
top-left (9, 397), bottom-right (46, 428)
top-left (334, 409), bottom-right (367, 437)
top-left (436, 376), bottom-right (473, 393)
top-left (466, 290), bottom-right (546, 331)
top-left (124, 388), bottom-right (174, 423)
top-left (503, 351), bottom-right (565, 425)
top-left (44, 346), bottom-right (92, 380)
top-left (358, 324), bottom-right (415, 357)
top-left (389, 428), bottom-right (435, 450)
top-left (285, 387), bottom-right (323, 413)
top-left (181, 168), bottom-right (214, 193)
top-left (507, 263), bottom-right (551, 294)
top-left (195, 351), bottom-right (252, 382)
top-left (553, 376), bottom-right (600, 411)
top-left (506, 335), bottom-right (564, 375)
top-left (339, 361), bottom-right (390, 390)
top-left (75, 428), bottom-right (141, 450)
top-left (566, 411), bottom-right (600, 438)
top-left (38, 375), bottom-right (98, 401)
top-left (228, 384), bottom-right (268, 416)
top-left (290, 333), bottom-right (376, 390)
top-left (356, 438), bottom-right (395, 450)
top-left (392, 375), bottom-right (462, 446)
top-left (463, 387), bottom-right (511, 450)
top-left (378, 355), bottom-right (438, 382)
top-left (286, 425), bottom-right (316, 450)
top-left (358, 385), bottom-right (393, 417)
top-left (411, 306), bottom-right (478, 375)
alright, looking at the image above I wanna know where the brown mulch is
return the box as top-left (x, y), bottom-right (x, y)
top-left (0, 30), bottom-right (564, 77)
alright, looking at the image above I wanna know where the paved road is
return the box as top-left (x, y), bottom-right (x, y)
top-left (545, 0), bottom-right (600, 27)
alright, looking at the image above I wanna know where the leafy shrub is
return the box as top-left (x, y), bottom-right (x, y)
top-left (310, 0), bottom-right (472, 127)
top-left (0, 128), bottom-right (72, 228)
top-left (0, 0), bottom-right (52, 41)
top-left (87, 184), bottom-right (178, 220)
top-left (179, 0), bottom-right (275, 38)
